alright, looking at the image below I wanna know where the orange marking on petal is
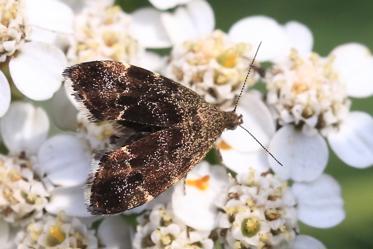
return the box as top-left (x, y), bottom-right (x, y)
top-left (217, 140), bottom-right (232, 150)
top-left (186, 175), bottom-right (210, 191)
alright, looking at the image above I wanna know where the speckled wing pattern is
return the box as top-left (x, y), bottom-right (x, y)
top-left (64, 61), bottom-right (205, 127)
top-left (63, 61), bottom-right (241, 215)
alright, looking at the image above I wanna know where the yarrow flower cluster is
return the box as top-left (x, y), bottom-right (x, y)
top-left (217, 169), bottom-right (298, 249)
top-left (0, 0), bottom-right (372, 248)
top-left (0, 155), bottom-right (49, 225)
top-left (166, 30), bottom-right (253, 107)
top-left (266, 49), bottom-right (351, 136)
top-left (67, 0), bottom-right (140, 64)
top-left (0, 0), bottom-right (28, 61)
top-left (15, 213), bottom-right (98, 248)
top-left (133, 204), bottom-right (213, 249)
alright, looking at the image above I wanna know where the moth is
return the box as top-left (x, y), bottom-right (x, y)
top-left (63, 43), bottom-right (279, 215)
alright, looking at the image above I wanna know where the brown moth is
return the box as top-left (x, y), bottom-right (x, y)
top-left (62, 44), bottom-right (272, 215)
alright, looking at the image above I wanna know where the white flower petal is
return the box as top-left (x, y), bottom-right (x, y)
top-left (0, 102), bottom-right (49, 155)
top-left (184, 0), bottom-right (214, 37)
top-left (229, 16), bottom-right (290, 61)
top-left (269, 126), bottom-right (328, 182)
top-left (149, 0), bottom-right (192, 10)
top-left (172, 162), bottom-right (228, 231)
top-left (63, 0), bottom-right (85, 12)
top-left (0, 71), bottom-right (11, 117)
top-left (37, 134), bottom-right (90, 186)
top-left (46, 185), bottom-right (92, 217)
top-left (9, 42), bottom-right (67, 101)
top-left (221, 93), bottom-right (275, 151)
top-left (161, 0), bottom-right (214, 45)
top-left (284, 21), bottom-right (313, 54)
top-left (25, 0), bottom-right (74, 44)
top-left (131, 8), bottom-right (172, 48)
top-left (292, 174), bottom-right (345, 228)
top-left (220, 149), bottom-right (269, 174)
top-left (328, 111), bottom-right (373, 168)
top-left (97, 217), bottom-right (132, 249)
top-left (0, 220), bottom-right (10, 245)
top-left (292, 235), bottom-right (326, 249)
top-left (47, 86), bottom-right (78, 130)
top-left (133, 51), bottom-right (166, 72)
top-left (331, 43), bottom-right (373, 98)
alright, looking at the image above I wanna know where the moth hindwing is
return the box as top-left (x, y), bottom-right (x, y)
top-left (63, 61), bottom-right (242, 214)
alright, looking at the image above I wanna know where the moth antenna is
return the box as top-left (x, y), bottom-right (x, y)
top-left (239, 124), bottom-right (284, 167)
top-left (232, 42), bottom-right (283, 166)
top-left (233, 41), bottom-right (262, 112)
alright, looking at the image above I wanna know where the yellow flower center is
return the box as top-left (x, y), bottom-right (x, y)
top-left (218, 49), bottom-right (238, 68)
top-left (8, 169), bottom-right (22, 181)
top-left (160, 234), bottom-right (173, 246)
top-left (265, 208), bottom-right (282, 221)
top-left (0, 1), bottom-right (19, 26)
top-left (46, 224), bottom-right (66, 247)
top-left (241, 217), bottom-right (261, 237)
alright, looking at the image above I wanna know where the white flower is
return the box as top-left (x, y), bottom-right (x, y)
top-left (76, 113), bottom-right (118, 152)
top-left (97, 216), bottom-right (133, 249)
top-left (36, 134), bottom-right (92, 217)
top-left (67, 0), bottom-right (163, 71)
top-left (148, 0), bottom-right (193, 10)
top-left (159, 0), bottom-right (215, 45)
top-left (0, 102), bottom-right (49, 157)
top-left (331, 43), bottom-right (373, 98)
top-left (217, 167), bottom-right (342, 249)
top-left (217, 91), bottom-right (275, 174)
top-left (133, 204), bottom-right (213, 249)
top-left (0, 0), bottom-right (28, 61)
top-left (228, 15), bottom-right (313, 62)
top-left (266, 50), bottom-right (350, 136)
top-left (0, 102), bottom-right (91, 218)
top-left (131, 0), bottom-right (214, 47)
top-left (15, 212), bottom-right (98, 249)
top-left (36, 112), bottom-right (123, 217)
top-left (0, 155), bottom-right (49, 225)
top-left (23, 0), bottom-right (74, 44)
top-left (171, 162), bottom-right (229, 231)
top-left (36, 134), bottom-right (91, 188)
top-left (67, 1), bottom-right (138, 63)
top-left (291, 235), bottom-right (326, 249)
top-left (0, 102), bottom-right (50, 225)
top-left (0, 102), bottom-right (89, 222)
top-left (218, 112), bottom-right (344, 227)
top-left (155, 15), bottom-right (309, 109)
top-left (292, 174), bottom-right (345, 228)
top-left (9, 41), bottom-right (67, 101)
top-left (165, 30), bottom-right (255, 108)
top-left (47, 86), bottom-right (78, 131)
top-left (265, 48), bottom-right (373, 179)
top-left (327, 43), bottom-right (373, 167)
top-left (217, 168), bottom-right (297, 248)
top-left (2, 0), bottom-right (72, 101)
top-left (0, 71), bottom-right (11, 117)
top-left (0, 219), bottom-right (15, 249)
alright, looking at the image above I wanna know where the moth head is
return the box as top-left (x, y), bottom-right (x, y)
top-left (224, 111), bottom-right (243, 130)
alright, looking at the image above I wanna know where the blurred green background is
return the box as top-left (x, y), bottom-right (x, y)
top-left (118, 0), bottom-right (373, 248)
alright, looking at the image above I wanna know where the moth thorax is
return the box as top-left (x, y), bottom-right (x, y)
top-left (223, 111), bottom-right (242, 130)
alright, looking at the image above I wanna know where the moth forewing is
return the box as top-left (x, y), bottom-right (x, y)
top-left (63, 61), bottom-right (243, 215)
